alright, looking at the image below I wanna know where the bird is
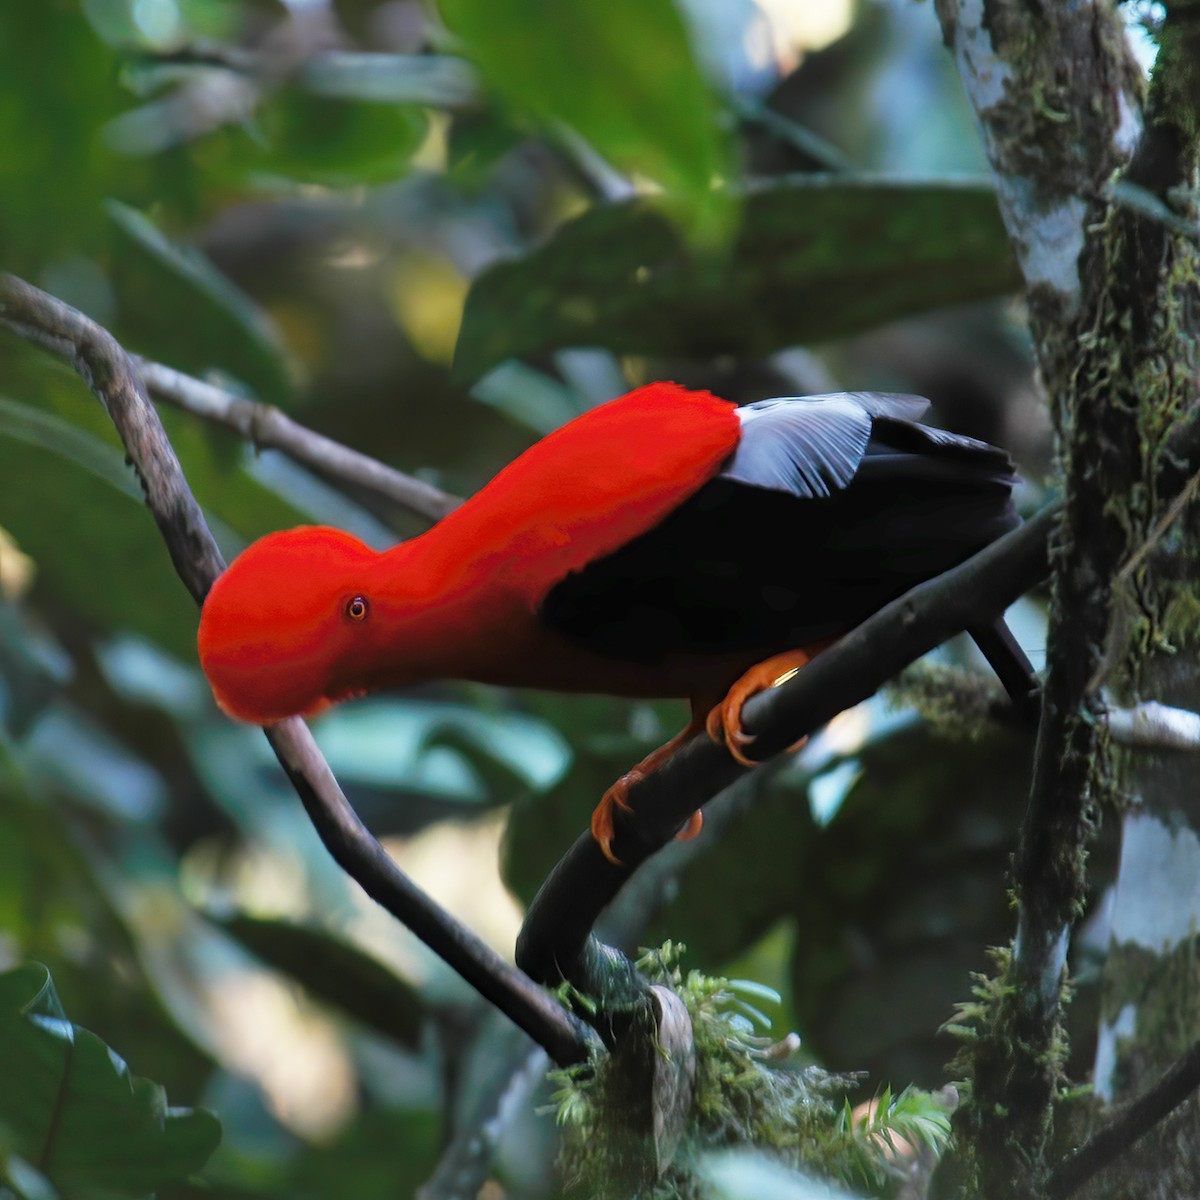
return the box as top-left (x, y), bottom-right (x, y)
top-left (197, 382), bottom-right (1028, 863)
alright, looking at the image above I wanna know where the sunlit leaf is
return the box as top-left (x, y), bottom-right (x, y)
top-left (439, 0), bottom-right (733, 233)
top-left (0, 962), bottom-right (220, 1198)
top-left (454, 176), bottom-right (1019, 382)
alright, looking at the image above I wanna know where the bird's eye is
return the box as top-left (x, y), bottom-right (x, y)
top-left (345, 595), bottom-right (369, 623)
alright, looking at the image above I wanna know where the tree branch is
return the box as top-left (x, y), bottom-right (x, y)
top-left (1048, 1039), bottom-right (1200, 1199)
top-left (0, 311), bottom-right (460, 525)
top-left (133, 357), bottom-right (461, 523)
top-left (516, 505), bottom-right (1056, 993)
top-left (0, 272), bottom-right (593, 1068)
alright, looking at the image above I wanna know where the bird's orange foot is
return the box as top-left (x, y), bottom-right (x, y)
top-left (590, 772), bottom-right (705, 865)
top-left (590, 718), bottom-right (709, 864)
top-left (591, 769), bottom-right (641, 866)
top-left (705, 649), bottom-right (814, 767)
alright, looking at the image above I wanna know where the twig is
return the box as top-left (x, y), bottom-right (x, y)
top-left (1114, 466), bottom-right (1200, 589)
top-left (0, 312), bottom-right (460, 525)
top-left (134, 358), bottom-right (462, 523)
top-left (515, 505), bottom-right (1056, 991)
top-left (1109, 180), bottom-right (1200, 251)
top-left (1048, 1039), bottom-right (1200, 1198)
top-left (418, 1033), bottom-right (547, 1200)
top-left (0, 272), bottom-right (593, 1068)
top-left (0, 279), bottom-right (223, 603)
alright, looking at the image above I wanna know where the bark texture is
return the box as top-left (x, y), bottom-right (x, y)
top-left (935, 2), bottom-right (1200, 1196)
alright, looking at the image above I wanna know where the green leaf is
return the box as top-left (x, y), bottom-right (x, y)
top-left (454, 176), bottom-right (1020, 382)
top-left (247, 88), bottom-right (429, 188)
top-left (0, 4), bottom-right (127, 273)
top-left (215, 914), bottom-right (426, 1048)
top-left (0, 388), bottom-right (199, 657)
top-left (787, 725), bottom-right (1032, 1086)
top-left (637, 761), bottom-right (819, 969)
top-left (439, 0), bottom-right (732, 233)
top-left (0, 962), bottom-right (220, 1198)
top-left (106, 202), bottom-right (295, 406)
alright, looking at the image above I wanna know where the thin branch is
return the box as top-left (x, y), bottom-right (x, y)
top-left (134, 358), bottom-right (462, 523)
top-left (417, 1037), bottom-right (548, 1200)
top-left (1048, 1039), bottom-right (1200, 1198)
top-left (1105, 701), bottom-right (1200, 751)
top-left (1113, 465), bottom-right (1200, 589)
top-left (0, 312), bottom-right (460, 525)
top-left (516, 505), bottom-right (1056, 992)
top-left (0, 272), bottom-right (593, 1068)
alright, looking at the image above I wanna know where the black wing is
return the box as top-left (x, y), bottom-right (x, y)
top-left (539, 393), bottom-right (1019, 663)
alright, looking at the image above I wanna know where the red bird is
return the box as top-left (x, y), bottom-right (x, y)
top-left (198, 383), bottom-right (1019, 862)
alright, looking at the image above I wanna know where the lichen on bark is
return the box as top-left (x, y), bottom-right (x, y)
top-left (934, 1), bottom-right (1200, 1196)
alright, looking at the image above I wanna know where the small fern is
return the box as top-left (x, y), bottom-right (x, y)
top-left (548, 943), bottom-right (954, 1198)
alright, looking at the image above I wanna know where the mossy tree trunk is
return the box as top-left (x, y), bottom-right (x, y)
top-left (935, 2), bottom-right (1200, 1196)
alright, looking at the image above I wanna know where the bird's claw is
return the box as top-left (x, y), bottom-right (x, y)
top-left (590, 771), bottom-right (704, 864)
top-left (706, 650), bottom-right (815, 767)
top-left (705, 700), bottom-right (762, 766)
top-left (591, 771), bottom-right (641, 865)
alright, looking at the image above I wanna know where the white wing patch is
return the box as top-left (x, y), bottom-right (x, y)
top-left (725, 393), bottom-right (928, 498)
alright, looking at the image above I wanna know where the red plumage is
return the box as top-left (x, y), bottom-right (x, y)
top-left (198, 382), bottom-right (1018, 860)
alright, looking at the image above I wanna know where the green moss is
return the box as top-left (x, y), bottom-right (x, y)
top-left (887, 662), bottom-right (1009, 742)
top-left (549, 944), bottom-right (951, 1198)
top-left (939, 945), bottom-right (1074, 1193)
top-left (1101, 936), bottom-right (1200, 1084)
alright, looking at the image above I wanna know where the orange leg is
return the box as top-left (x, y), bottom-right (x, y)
top-left (705, 648), bottom-right (816, 767)
top-left (591, 706), bottom-right (709, 865)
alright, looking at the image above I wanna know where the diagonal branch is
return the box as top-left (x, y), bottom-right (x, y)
top-left (1049, 1037), bottom-right (1200, 1198)
top-left (0, 306), bottom-right (460, 525)
top-left (133, 357), bottom-right (461, 523)
top-left (516, 505), bottom-right (1056, 992)
top-left (0, 272), bottom-right (594, 1068)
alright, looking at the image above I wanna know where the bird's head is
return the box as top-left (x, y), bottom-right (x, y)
top-left (198, 526), bottom-right (383, 724)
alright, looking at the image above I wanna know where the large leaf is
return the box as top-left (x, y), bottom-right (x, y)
top-left (0, 963), bottom-right (219, 1198)
top-left (0, 389), bottom-right (198, 656)
top-left (454, 176), bottom-right (1020, 382)
top-left (0, 4), bottom-right (127, 273)
top-left (0, 380), bottom-right (302, 659)
top-left (215, 914), bottom-right (426, 1048)
top-left (439, 0), bottom-right (732, 232)
top-left (0, 767), bottom-right (216, 1105)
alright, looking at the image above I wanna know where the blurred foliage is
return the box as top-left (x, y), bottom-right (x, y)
top-left (0, 0), bottom-right (1055, 1196)
top-left (0, 961), bottom-right (219, 1198)
top-left (454, 178), bottom-right (1019, 382)
top-left (439, 0), bottom-right (734, 236)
